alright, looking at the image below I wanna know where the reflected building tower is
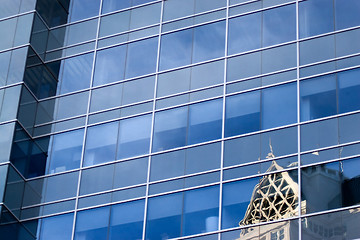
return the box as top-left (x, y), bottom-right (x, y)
top-left (0, 0), bottom-right (360, 240)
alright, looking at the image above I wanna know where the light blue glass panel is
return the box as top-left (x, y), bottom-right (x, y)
top-left (222, 177), bottom-right (259, 229)
top-left (300, 74), bottom-right (337, 121)
top-left (228, 12), bottom-right (261, 55)
top-left (339, 113), bottom-right (360, 144)
top-left (0, 0), bottom-right (21, 19)
top-left (0, 17), bottom-right (16, 51)
top-left (80, 164), bottom-right (114, 195)
top-left (39, 213), bottom-right (74, 240)
top-left (299, 0), bottom-right (334, 38)
top-left (0, 122), bottom-right (15, 163)
top-left (69, 0), bottom-right (100, 22)
top-left (44, 171), bottom-right (79, 202)
top-left (182, 186), bottom-right (219, 235)
top-left (99, 11), bottom-right (130, 37)
top-left (93, 45), bottom-right (126, 86)
top-left (262, 4), bottom-right (296, 47)
top-left (152, 107), bottom-right (187, 152)
top-left (117, 114), bottom-right (151, 159)
top-left (192, 21), bottom-right (226, 63)
top-left (83, 121), bottom-right (119, 166)
top-left (109, 200), bottom-right (145, 240)
top-left (160, 28), bottom-right (192, 70)
top-left (224, 134), bottom-right (260, 167)
top-left (146, 192), bottom-right (183, 240)
top-left (225, 91), bottom-right (260, 137)
top-left (102, 0), bottom-right (131, 13)
top-left (55, 91), bottom-right (89, 120)
top-left (57, 53), bottom-right (93, 94)
top-left (300, 35), bottom-right (335, 66)
top-left (90, 83), bottom-right (122, 112)
top-left (113, 157), bottom-right (148, 188)
top-left (47, 129), bottom-right (84, 174)
top-left (75, 206), bottom-right (110, 240)
top-left (188, 99), bottom-right (222, 145)
top-left (227, 51), bottom-right (261, 81)
top-left (338, 68), bottom-right (360, 114)
top-left (125, 37), bottom-right (158, 79)
top-left (335, 0), bottom-right (360, 30)
top-left (261, 83), bottom-right (297, 129)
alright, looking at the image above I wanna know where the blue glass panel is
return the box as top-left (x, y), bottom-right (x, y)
top-left (117, 114), bottom-right (151, 159)
top-left (113, 157), bottom-right (148, 188)
top-left (80, 164), bottom-right (114, 195)
top-left (93, 45), bottom-right (126, 86)
top-left (47, 129), bottom-right (84, 174)
top-left (338, 68), bottom-right (360, 113)
top-left (261, 83), bottom-right (297, 129)
top-left (300, 74), bottom-right (337, 121)
top-left (125, 37), bottom-right (158, 79)
top-left (146, 192), bottom-right (183, 240)
top-left (299, 0), bottom-right (334, 38)
top-left (188, 99), bottom-right (222, 145)
top-left (109, 200), bottom-right (145, 240)
top-left (69, 0), bottom-right (100, 22)
top-left (83, 121), bottom-right (119, 166)
top-left (225, 91), bottom-right (260, 137)
top-left (182, 186), bottom-right (219, 235)
top-left (102, 0), bottom-right (131, 13)
top-left (57, 53), bottom-right (93, 94)
top-left (192, 21), bottom-right (225, 63)
top-left (263, 4), bottom-right (296, 47)
top-left (75, 207), bottom-right (110, 240)
top-left (39, 213), bottom-right (74, 240)
top-left (228, 12), bottom-right (261, 55)
top-left (335, 0), bottom-right (360, 30)
top-left (222, 178), bottom-right (259, 229)
top-left (152, 107), bottom-right (187, 152)
top-left (160, 28), bottom-right (192, 70)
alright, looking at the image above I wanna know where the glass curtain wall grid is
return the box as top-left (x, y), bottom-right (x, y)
top-left (0, 0), bottom-right (360, 240)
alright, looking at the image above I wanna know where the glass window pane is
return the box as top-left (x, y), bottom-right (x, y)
top-left (188, 99), bottom-right (222, 144)
top-left (160, 28), bottom-right (192, 70)
top-left (0, 17), bottom-right (17, 51)
top-left (299, 0), bottom-right (334, 38)
top-left (192, 21), bottom-right (225, 63)
top-left (163, 0), bottom-right (194, 21)
top-left (56, 91), bottom-right (89, 120)
top-left (228, 12), bottom-right (261, 55)
top-left (113, 157), bottom-right (148, 188)
top-left (75, 207), bottom-right (110, 240)
top-left (262, 4), bottom-right (296, 47)
top-left (152, 107), bottom-right (187, 152)
top-left (300, 118), bottom-right (339, 152)
top-left (102, 0), bottom-right (131, 13)
top-left (262, 44), bottom-right (297, 74)
top-left (183, 186), bottom-right (219, 235)
top-left (93, 45), bottom-right (127, 86)
top-left (55, 53), bottom-right (93, 94)
top-left (109, 200), bottom-right (145, 240)
top-left (117, 114), bottom-right (151, 159)
top-left (80, 164), bottom-right (114, 195)
top-left (335, 0), bottom-right (360, 30)
top-left (222, 177), bottom-right (259, 229)
top-left (47, 129), bottom-right (84, 174)
top-left (130, 3), bottom-right (161, 30)
top-left (90, 83), bottom-right (122, 112)
top-left (44, 171), bottom-right (79, 202)
top-left (146, 192), bottom-right (183, 240)
top-left (39, 213), bottom-right (74, 240)
top-left (339, 113), bottom-right (360, 144)
top-left (300, 34), bottom-right (335, 66)
top-left (338, 68), bottom-right (360, 113)
top-left (84, 121), bottom-right (119, 166)
top-left (224, 134), bottom-right (260, 167)
top-left (261, 83), bottom-right (297, 129)
top-left (69, 0), bottom-right (100, 22)
top-left (99, 11), bottom-right (130, 37)
top-left (122, 76), bottom-right (155, 105)
top-left (300, 74), bottom-right (337, 121)
top-left (125, 37), bottom-right (158, 79)
top-left (227, 51), bottom-right (261, 81)
top-left (225, 91), bottom-right (260, 137)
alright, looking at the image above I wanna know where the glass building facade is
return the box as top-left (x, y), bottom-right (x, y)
top-left (0, 0), bottom-right (360, 239)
